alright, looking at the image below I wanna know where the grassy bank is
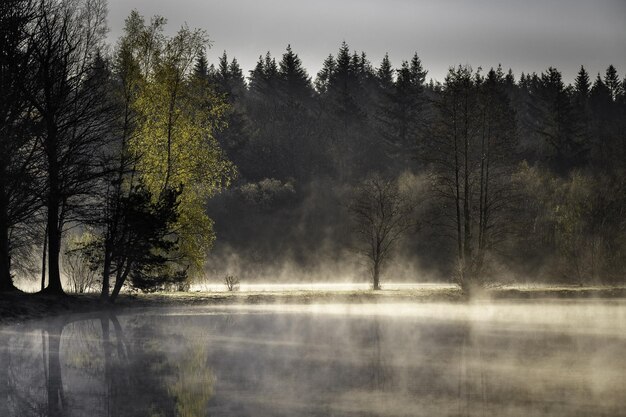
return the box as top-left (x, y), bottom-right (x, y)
top-left (1, 285), bottom-right (625, 325)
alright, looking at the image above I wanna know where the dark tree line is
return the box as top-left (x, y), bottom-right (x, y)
top-left (203, 44), bottom-right (625, 287)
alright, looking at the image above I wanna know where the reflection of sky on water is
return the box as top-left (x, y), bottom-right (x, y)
top-left (1, 301), bottom-right (625, 416)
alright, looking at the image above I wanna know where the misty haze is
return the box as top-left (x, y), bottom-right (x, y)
top-left (1, 0), bottom-right (625, 416)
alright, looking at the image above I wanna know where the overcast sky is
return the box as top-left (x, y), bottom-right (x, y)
top-left (107, 0), bottom-right (626, 83)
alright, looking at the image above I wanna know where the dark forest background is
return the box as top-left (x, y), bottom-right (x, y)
top-left (203, 43), bottom-right (626, 285)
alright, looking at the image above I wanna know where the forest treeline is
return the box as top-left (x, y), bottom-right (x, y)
top-left (1, 0), bottom-right (624, 298)
top-left (202, 46), bottom-right (626, 288)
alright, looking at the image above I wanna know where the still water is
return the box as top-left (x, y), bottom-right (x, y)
top-left (1, 300), bottom-right (625, 416)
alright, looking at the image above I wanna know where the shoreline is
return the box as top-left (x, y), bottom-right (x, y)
top-left (1, 286), bottom-right (626, 326)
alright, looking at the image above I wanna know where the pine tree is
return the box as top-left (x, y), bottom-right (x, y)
top-left (604, 65), bottom-right (622, 101)
top-left (409, 53), bottom-right (427, 88)
top-left (315, 54), bottom-right (336, 93)
top-left (376, 53), bottom-right (394, 90)
top-left (378, 53), bottom-right (427, 160)
top-left (530, 67), bottom-right (583, 171)
top-left (574, 66), bottom-right (590, 100)
top-left (279, 44), bottom-right (312, 94)
top-left (194, 48), bottom-right (208, 78)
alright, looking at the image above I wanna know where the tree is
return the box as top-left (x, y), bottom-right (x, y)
top-left (122, 11), bottom-right (235, 281)
top-left (206, 52), bottom-right (250, 172)
top-left (62, 232), bottom-right (98, 293)
top-left (604, 65), bottom-right (622, 101)
top-left (81, 183), bottom-right (183, 301)
top-left (376, 53), bottom-right (394, 91)
top-left (574, 66), bottom-right (590, 101)
top-left (315, 42), bottom-right (378, 179)
top-left (378, 53), bottom-right (428, 160)
top-left (0, 0), bottom-right (42, 292)
top-left (349, 175), bottom-right (417, 290)
top-left (424, 66), bottom-right (517, 291)
top-left (27, 0), bottom-right (111, 295)
top-left (529, 67), bottom-right (586, 171)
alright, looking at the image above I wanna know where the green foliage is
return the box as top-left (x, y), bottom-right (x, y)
top-left (121, 11), bottom-right (236, 277)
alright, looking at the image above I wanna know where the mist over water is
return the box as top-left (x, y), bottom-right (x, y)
top-left (190, 282), bottom-right (456, 292)
top-left (2, 300), bottom-right (625, 416)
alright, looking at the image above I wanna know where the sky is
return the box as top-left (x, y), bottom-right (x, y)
top-left (106, 0), bottom-right (626, 84)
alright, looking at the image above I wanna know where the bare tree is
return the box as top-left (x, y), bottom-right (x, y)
top-left (423, 66), bottom-right (517, 291)
top-left (223, 274), bottom-right (240, 291)
top-left (349, 175), bottom-right (417, 290)
top-left (62, 233), bottom-right (98, 293)
top-left (26, 0), bottom-right (111, 294)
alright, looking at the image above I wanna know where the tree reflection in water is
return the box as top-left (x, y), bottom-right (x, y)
top-left (0, 312), bottom-right (215, 417)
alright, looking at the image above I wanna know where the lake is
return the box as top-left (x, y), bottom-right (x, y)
top-left (1, 300), bottom-right (625, 416)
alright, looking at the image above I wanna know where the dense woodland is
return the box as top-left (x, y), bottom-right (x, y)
top-left (1, 0), bottom-right (625, 298)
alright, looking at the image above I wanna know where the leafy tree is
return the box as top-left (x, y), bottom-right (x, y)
top-left (124, 11), bottom-right (236, 278)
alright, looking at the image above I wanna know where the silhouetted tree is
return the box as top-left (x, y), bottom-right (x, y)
top-left (0, 0), bottom-right (41, 292)
top-left (27, 0), bottom-right (110, 295)
top-left (423, 66), bottom-right (518, 290)
top-left (349, 175), bottom-right (417, 290)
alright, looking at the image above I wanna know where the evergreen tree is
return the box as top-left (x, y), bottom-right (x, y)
top-left (590, 73), bottom-right (622, 170)
top-left (377, 53), bottom-right (427, 165)
top-left (574, 66), bottom-right (591, 101)
top-left (529, 67), bottom-right (584, 171)
top-left (376, 53), bottom-right (394, 90)
top-left (604, 65), bottom-right (622, 101)
top-left (315, 54), bottom-right (336, 93)
top-left (279, 44), bottom-right (313, 96)
top-left (194, 48), bottom-right (208, 78)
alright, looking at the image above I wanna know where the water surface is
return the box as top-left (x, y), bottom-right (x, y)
top-left (1, 300), bottom-right (625, 416)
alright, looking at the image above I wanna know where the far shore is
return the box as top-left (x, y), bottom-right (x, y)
top-left (1, 285), bottom-right (626, 326)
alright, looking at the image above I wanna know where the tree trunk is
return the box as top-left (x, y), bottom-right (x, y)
top-left (100, 242), bottom-right (112, 301)
top-left (373, 261), bottom-right (381, 290)
top-left (45, 199), bottom-right (63, 294)
top-left (462, 91), bottom-right (472, 263)
top-left (453, 107), bottom-right (463, 261)
top-left (110, 261), bottom-right (131, 303)
top-left (44, 135), bottom-right (64, 295)
top-left (0, 189), bottom-right (16, 292)
top-left (41, 223), bottom-right (47, 291)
